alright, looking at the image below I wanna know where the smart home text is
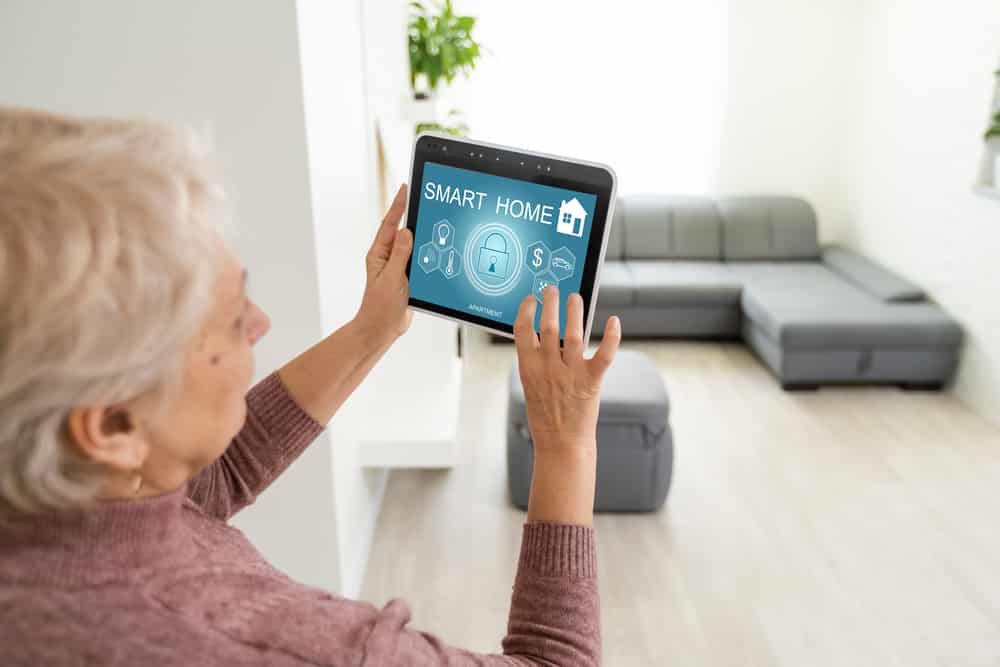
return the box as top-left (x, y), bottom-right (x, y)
top-left (423, 181), bottom-right (587, 238)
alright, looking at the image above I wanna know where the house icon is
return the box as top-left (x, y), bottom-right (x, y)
top-left (556, 198), bottom-right (587, 237)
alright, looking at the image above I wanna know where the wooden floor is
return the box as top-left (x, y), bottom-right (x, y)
top-left (361, 333), bottom-right (1000, 666)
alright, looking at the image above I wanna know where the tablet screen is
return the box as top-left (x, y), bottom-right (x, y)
top-left (409, 161), bottom-right (598, 336)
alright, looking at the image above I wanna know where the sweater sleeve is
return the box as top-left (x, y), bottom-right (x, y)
top-left (187, 372), bottom-right (325, 521)
top-left (362, 522), bottom-right (601, 666)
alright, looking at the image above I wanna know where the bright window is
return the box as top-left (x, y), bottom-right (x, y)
top-left (446, 0), bottom-right (727, 194)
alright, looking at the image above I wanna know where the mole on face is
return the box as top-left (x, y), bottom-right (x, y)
top-left (210, 355), bottom-right (221, 366)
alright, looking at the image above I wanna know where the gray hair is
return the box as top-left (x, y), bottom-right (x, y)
top-left (0, 107), bottom-right (227, 512)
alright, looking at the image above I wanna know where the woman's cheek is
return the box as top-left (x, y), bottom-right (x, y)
top-left (215, 352), bottom-right (253, 439)
top-left (207, 346), bottom-right (254, 406)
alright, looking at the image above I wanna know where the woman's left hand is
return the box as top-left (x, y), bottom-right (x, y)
top-left (355, 184), bottom-right (414, 341)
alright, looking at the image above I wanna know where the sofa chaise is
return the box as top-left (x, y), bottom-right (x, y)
top-left (591, 195), bottom-right (963, 389)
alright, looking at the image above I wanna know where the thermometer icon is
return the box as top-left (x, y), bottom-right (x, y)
top-left (446, 250), bottom-right (455, 275)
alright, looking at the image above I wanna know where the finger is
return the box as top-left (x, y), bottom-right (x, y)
top-left (539, 284), bottom-right (561, 359)
top-left (587, 315), bottom-right (621, 380)
top-left (384, 227), bottom-right (413, 278)
top-left (563, 293), bottom-right (584, 363)
top-left (369, 184), bottom-right (408, 260)
top-left (513, 294), bottom-right (540, 356)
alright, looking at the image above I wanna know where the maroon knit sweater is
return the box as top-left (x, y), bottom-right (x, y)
top-left (0, 372), bottom-right (600, 666)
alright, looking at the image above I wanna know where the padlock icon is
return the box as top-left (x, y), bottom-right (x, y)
top-left (476, 232), bottom-right (509, 279)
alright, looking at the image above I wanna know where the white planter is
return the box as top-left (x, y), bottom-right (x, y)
top-left (412, 74), bottom-right (432, 100)
top-left (401, 96), bottom-right (439, 125)
top-left (994, 153), bottom-right (1000, 189)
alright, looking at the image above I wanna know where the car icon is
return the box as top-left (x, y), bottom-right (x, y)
top-left (549, 247), bottom-right (576, 281)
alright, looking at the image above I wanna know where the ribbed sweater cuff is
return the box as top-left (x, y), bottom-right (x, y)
top-left (247, 372), bottom-right (324, 447)
top-left (519, 522), bottom-right (596, 578)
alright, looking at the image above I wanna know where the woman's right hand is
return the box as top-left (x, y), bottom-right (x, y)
top-left (513, 285), bottom-right (620, 526)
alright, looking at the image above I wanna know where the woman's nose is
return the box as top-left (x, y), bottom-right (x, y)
top-left (246, 302), bottom-right (271, 346)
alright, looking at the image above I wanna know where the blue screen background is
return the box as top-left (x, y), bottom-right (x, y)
top-left (409, 162), bottom-right (597, 336)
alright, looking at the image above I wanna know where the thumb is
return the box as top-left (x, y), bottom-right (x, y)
top-left (587, 316), bottom-right (621, 381)
top-left (385, 228), bottom-right (413, 278)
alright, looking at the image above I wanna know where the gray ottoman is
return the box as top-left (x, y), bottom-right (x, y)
top-left (506, 350), bottom-right (673, 512)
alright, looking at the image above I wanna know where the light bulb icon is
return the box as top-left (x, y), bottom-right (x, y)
top-left (437, 223), bottom-right (451, 246)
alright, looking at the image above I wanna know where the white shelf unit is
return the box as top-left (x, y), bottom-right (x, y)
top-left (358, 112), bottom-right (463, 469)
top-left (973, 185), bottom-right (1000, 201)
top-left (359, 314), bottom-right (463, 468)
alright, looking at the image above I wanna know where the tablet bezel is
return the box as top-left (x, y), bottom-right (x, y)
top-left (404, 132), bottom-right (617, 343)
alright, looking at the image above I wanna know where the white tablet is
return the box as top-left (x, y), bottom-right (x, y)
top-left (404, 133), bottom-right (617, 343)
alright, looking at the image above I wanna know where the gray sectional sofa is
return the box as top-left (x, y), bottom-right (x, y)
top-left (591, 196), bottom-right (963, 389)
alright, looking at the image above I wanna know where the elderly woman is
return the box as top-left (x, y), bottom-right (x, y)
top-left (0, 108), bottom-right (621, 666)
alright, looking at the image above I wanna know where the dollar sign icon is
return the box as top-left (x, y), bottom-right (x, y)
top-left (532, 247), bottom-right (544, 269)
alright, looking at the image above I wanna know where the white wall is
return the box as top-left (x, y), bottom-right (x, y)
top-left (0, 1), bottom-right (343, 591)
top-left (845, 1), bottom-right (1000, 424)
top-left (296, 0), bottom-right (391, 599)
top-left (718, 0), bottom-right (862, 242)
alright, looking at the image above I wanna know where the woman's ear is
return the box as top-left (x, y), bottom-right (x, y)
top-left (66, 405), bottom-right (149, 471)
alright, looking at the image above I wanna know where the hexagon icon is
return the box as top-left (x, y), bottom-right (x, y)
top-left (440, 247), bottom-right (462, 279)
top-left (550, 246), bottom-right (577, 282)
top-left (524, 241), bottom-right (551, 275)
top-left (432, 219), bottom-right (455, 251)
top-left (417, 242), bottom-right (441, 273)
top-left (531, 270), bottom-right (559, 303)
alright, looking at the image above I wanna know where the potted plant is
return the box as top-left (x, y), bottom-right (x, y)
top-left (408, 0), bottom-right (483, 100)
top-left (985, 111), bottom-right (1000, 141)
top-left (986, 69), bottom-right (1000, 188)
top-left (416, 109), bottom-right (470, 137)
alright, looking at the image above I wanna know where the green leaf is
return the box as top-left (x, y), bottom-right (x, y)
top-left (441, 43), bottom-right (454, 71)
top-left (415, 120), bottom-right (468, 137)
top-left (408, 0), bottom-right (484, 91)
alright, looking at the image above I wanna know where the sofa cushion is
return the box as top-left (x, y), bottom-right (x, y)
top-left (728, 262), bottom-right (863, 303)
top-left (603, 198), bottom-right (626, 261)
top-left (629, 260), bottom-right (743, 307)
top-left (719, 196), bottom-right (820, 261)
top-left (822, 245), bottom-right (925, 302)
top-left (622, 195), bottom-right (722, 260)
top-left (729, 263), bottom-right (962, 348)
top-left (595, 261), bottom-right (636, 307)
